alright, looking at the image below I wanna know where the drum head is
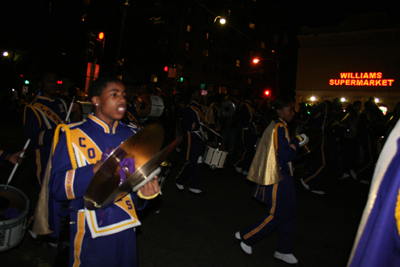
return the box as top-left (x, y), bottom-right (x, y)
top-left (136, 94), bottom-right (151, 118)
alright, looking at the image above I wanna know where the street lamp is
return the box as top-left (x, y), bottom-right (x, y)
top-left (204, 15), bottom-right (226, 91)
top-left (214, 16), bottom-right (226, 25)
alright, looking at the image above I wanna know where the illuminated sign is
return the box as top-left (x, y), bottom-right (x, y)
top-left (329, 72), bottom-right (394, 86)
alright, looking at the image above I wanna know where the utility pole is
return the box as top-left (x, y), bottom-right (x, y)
top-left (114, 0), bottom-right (130, 75)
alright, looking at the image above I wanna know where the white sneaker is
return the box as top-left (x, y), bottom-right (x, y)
top-left (274, 251), bottom-right (298, 264)
top-left (311, 190), bottom-right (325, 195)
top-left (360, 180), bottom-right (371, 185)
top-left (242, 170), bottom-right (248, 175)
top-left (240, 242), bottom-right (252, 255)
top-left (235, 166), bottom-right (243, 173)
top-left (176, 183), bottom-right (184, 190)
top-left (300, 178), bottom-right (310, 190)
top-left (350, 169), bottom-right (357, 180)
top-left (189, 188), bottom-right (202, 194)
top-left (338, 173), bottom-right (350, 179)
top-left (235, 231), bottom-right (241, 240)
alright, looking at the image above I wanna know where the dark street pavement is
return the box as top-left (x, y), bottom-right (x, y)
top-left (0, 125), bottom-right (370, 267)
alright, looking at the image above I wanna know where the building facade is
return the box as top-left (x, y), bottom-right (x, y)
top-left (296, 12), bottom-right (400, 112)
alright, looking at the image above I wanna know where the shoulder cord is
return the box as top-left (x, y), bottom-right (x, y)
top-left (395, 188), bottom-right (400, 237)
top-left (53, 124), bottom-right (77, 170)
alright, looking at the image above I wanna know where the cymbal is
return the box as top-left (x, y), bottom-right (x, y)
top-left (297, 127), bottom-right (324, 157)
top-left (97, 137), bottom-right (181, 209)
top-left (84, 123), bottom-right (165, 210)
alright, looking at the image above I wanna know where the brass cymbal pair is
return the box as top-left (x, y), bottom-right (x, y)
top-left (84, 123), bottom-right (180, 210)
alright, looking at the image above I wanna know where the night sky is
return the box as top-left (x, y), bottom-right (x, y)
top-left (0, 0), bottom-right (397, 90)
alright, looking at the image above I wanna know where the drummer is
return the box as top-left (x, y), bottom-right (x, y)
top-left (175, 86), bottom-right (206, 194)
top-left (204, 93), bottom-right (223, 144)
top-left (49, 77), bottom-right (160, 267)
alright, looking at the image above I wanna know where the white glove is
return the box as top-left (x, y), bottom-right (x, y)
top-left (298, 133), bottom-right (309, 147)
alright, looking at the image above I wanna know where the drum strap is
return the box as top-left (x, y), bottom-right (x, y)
top-left (191, 130), bottom-right (205, 142)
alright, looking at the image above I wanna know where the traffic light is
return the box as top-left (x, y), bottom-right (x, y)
top-left (263, 89), bottom-right (270, 97)
top-left (24, 79), bottom-right (30, 85)
top-left (95, 31), bottom-right (105, 59)
top-left (87, 31), bottom-right (106, 60)
top-left (164, 66), bottom-right (169, 72)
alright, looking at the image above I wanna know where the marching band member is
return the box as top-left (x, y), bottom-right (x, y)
top-left (235, 96), bottom-right (308, 265)
top-left (175, 86), bottom-right (206, 194)
top-left (23, 70), bottom-right (68, 246)
top-left (50, 77), bottom-right (159, 266)
top-left (204, 93), bottom-right (223, 143)
top-left (234, 93), bottom-right (258, 175)
top-left (23, 70), bottom-right (68, 186)
top-left (300, 101), bottom-right (329, 194)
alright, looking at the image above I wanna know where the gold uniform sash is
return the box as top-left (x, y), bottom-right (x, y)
top-left (33, 102), bottom-right (63, 125)
top-left (247, 121), bottom-right (282, 186)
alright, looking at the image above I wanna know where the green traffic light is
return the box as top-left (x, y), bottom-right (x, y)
top-left (179, 77), bottom-right (183, 82)
top-left (24, 80), bottom-right (30, 85)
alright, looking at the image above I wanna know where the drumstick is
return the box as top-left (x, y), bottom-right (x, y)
top-left (65, 96), bottom-right (75, 122)
top-left (199, 122), bottom-right (222, 137)
top-left (5, 139), bottom-right (31, 190)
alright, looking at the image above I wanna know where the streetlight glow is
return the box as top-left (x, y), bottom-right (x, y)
top-left (341, 97), bottom-right (346, 102)
top-left (3, 51), bottom-right (9, 57)
top-left (252, 58), bottom-right (260, 64)
top-left (375, 98), bottom-right (380, 103)
top-left (310, 96), bottom-right (316, 101)
top-left (213, 16), bottom-right (226, 25)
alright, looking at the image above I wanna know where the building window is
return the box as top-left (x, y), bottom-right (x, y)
top-left (249, 22), bottom-right (255, 29)
top-left (150, 74), bottom-right (158, 83)
top-left (203, 48), bottom-right (209, 57)
top-left (247, 78), bottom-right (252, 84)
top-left (219, 86), bottom-right (228, 94)
top-left (206, 32), bottom-right (210, 40)
top-left (187, 24), bottom-right (191, 32)
top-left (236, 59), bottom-right (241, 67)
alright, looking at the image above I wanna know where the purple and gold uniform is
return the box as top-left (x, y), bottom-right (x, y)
top-left (124, 103), bottom-right (140, 125)
top-left (235, 100), bottom-right (258, 173)
top-left (23, 95), bottom-right (68, 184)
top-left (302, 101), bottom-right (328, 191)
top-left (50, 114), bottom-right (144, 267)
top-left (175, 100), bottom-right (206, 190)
top-left (239, 118), bottom-right (300, 254)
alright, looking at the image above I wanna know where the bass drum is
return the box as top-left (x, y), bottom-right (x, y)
top-left (0, 185), bottom-right (29, 252)
top-left (136, 94), bottom-right (165, 118)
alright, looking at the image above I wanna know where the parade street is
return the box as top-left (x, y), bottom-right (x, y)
top-left (0, 125), bottom-right (370, 267)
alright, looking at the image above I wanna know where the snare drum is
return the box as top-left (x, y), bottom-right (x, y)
top-left (203, 144), bottom-right (229, 169)
top-left (0, 185), bottom-right (29, 252)
top-left (136, 94), bottom-right (165, 118)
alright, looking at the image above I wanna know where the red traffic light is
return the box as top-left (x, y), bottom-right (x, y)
top-left (264, 90), bottom-right (270, 96)
top-left (163, 66), bottom-right (169, 72)
top-left (97, 32), bottom-right (105, 40)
